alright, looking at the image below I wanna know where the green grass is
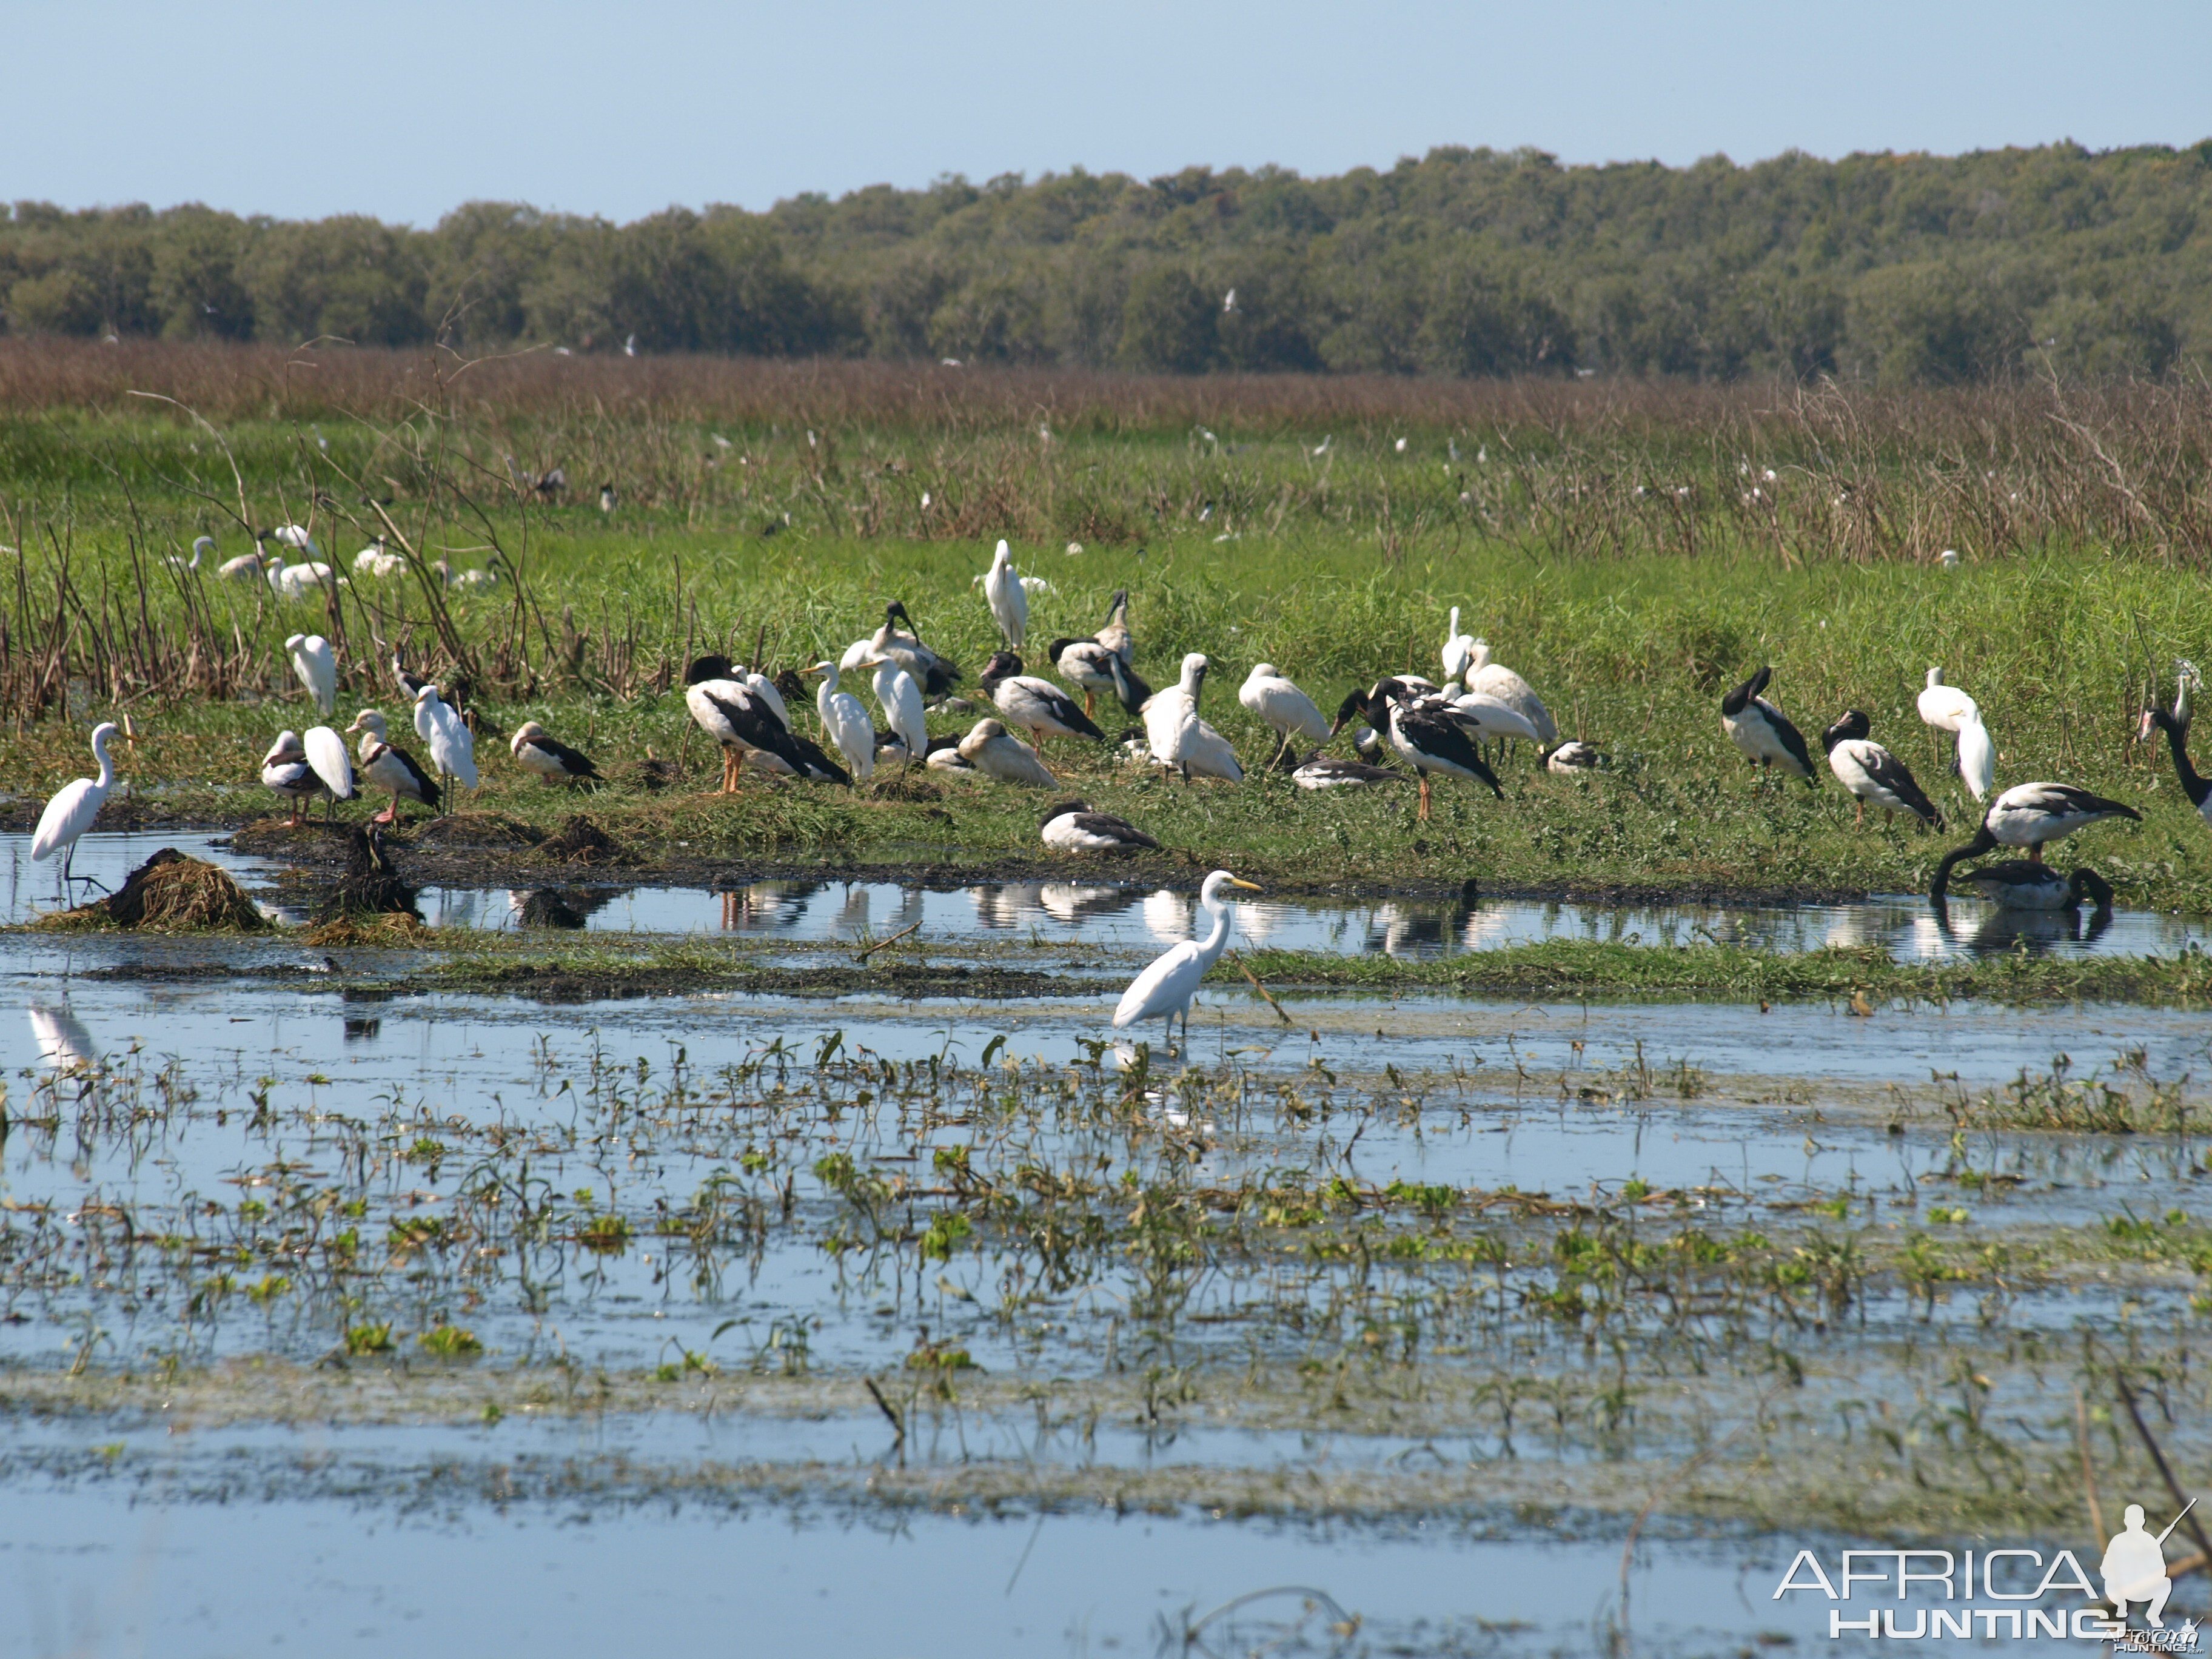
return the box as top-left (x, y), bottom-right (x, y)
top-left (6, 403), bottom-right (2212, 908)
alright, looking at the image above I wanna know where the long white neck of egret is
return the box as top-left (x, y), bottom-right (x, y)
top-left (1195, 890), bottom-right (1235, 970)
top-left (92, 729), bottom-right (116, 789)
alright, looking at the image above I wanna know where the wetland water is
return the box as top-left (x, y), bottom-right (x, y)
top-left (1, 833), bottom-right (2206, 1654)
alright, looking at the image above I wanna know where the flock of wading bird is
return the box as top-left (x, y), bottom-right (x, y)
top-left (25, 536), bottom-right (2212, 1045)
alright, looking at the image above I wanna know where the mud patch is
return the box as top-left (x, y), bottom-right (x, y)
top-left (532, 814), bottom-right (636, 866)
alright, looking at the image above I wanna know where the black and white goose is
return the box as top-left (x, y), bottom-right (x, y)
top-left (511, 721), bottom-right (603, 786)
top-left (344, 709), bottom-right (441, 822)
top-left (1932, 857), bottom-right (2113, 913)
top-left (685, 654), bottom-right (851, 791)
top-left (1333, 679), bottom-right (1503, 822)
top-left (1720, 665), bottom-right (1815, 779)
top-left (980, 651), bottom-right (1108, 751)
top-left (1040, 799), bottom-right (1161, 853)
top-left (1820, 710), bottom-right (1941, 828)
top-left (2140, 686), bottom-right (2212, 833)
top-left (1048, 635), bottom-right (1151, 719)
top-left (1930, 782), bottom-right (2140, 898)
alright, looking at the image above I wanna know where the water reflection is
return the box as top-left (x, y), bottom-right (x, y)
top-left (3, 833), bottom-right (2206, 965)
top-left (26, 1002), bottom-right (95, 1070)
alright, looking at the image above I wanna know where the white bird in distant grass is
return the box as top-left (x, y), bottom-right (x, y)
top-left (287, 632), bottom-right (337, 715)
top-left (1111, 869), bottom-right (1262, 1053)
top-left (165, 535), bottom-right (215, 574)
top-left (981, 539), bottom-right (1028, 648)
top-left (265, 552), bottom-right (343, 603)
top-left (353, 538), bottom-right (406, 578)
top-left (32, 722), bottom-right (122, 897)
top-left (217, 545), bottom-right (264, 583)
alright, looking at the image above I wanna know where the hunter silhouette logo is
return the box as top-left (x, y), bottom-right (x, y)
top-left (2105, 1499), bottom-right (2195, 1630)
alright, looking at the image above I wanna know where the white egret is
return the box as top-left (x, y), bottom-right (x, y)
top-left (1440, 607), bottom-right (1475, 684)
top-left (1111, 870), bottom-right (1262, 1053)
top-left (32, 722), bottom-right (122, 896)
top-left (867, 652), bottom-right (928, 770)
top-left (805, 660), bottom-right (875, 782)
top-left (1955, 712), bottom-right (1996, 802)
top-left (286, 632), bottom-right (337, 715)
top-left (982, 540), bottom-right (1028, 648)
top-left (414, 685), bottom-right (479, 793)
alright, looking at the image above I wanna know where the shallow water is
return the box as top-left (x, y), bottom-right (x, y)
top-left (6, 831), bottom-right (2207, 962)
top-left (4, 830), bottom-right (2204, 1655)
top-left (1, 1471), bottom-right (1830, 1659)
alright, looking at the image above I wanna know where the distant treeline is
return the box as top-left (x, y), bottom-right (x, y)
top-left (4, 142), bottom-right (2208, 382)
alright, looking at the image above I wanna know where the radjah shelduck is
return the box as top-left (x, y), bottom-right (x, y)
top-left (345, 710), bottom-right (441, 822)
top-left (509, 722), bottom-right (602, 786)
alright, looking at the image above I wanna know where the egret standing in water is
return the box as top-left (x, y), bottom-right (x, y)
top-left (1112, 870), bottom-right (1262, 1054)
top-left (32, 722), bottom-right (123, 897)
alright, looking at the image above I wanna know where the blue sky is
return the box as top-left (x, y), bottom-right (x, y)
top-left (13, 1), bottom-right (2210, 224)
